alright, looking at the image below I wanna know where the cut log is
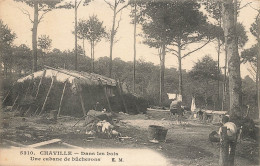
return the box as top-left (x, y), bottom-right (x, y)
top-left (50, 110), bottom-right (58, 121)
top-left (60, 142), bottom-right (82, 149)
top-left (28, 139), bottom-right (61, 148)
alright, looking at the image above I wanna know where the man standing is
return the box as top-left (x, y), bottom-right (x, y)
top-left (218, 116), bottom-right (238, 141)
top-left (218, 116), bottom-right (238, 166)
top-left (170, 97), bottom-right (182, 124)
top-left (209, 116), bottom-right (239, 143)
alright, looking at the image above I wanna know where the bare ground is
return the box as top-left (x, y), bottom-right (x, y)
top-left (0, 109), bottom-right (259, 166)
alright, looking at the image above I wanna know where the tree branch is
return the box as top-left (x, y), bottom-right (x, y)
top-left (172, 52), bottom-right (178, 57)
top-left (249, 3), bottom-right (260, 12)
top-left (247, 68), bottom-right (256, 80)
top-left (249, 62), bottom-right (257, 73)
top-left (38, 10), bottom-right (51, 23)
top-left (167, 48), bottom-right (178, 54)
top-left (76, 0), bottom-right (83, 9)
top-left (239, 2), bottom-right (252, 10)
top-left (171, 41), bottom-right (179, 46)
top-left (38, 5), bottom-right (45, 11)
top-left (18, 7), bottom-right (33, 23)
top-left (181, 39), bottom-right (205, 47)
top-left (114, 11), bottom-right (122, 33)
top-left (182, 39), bottom-right (211, 59)
top-left (104, 0), bottom-right (114, 10)
top-left (180, 34), bottom-right (208, 47)
top-left (116, 3), bottom-right (129, 14)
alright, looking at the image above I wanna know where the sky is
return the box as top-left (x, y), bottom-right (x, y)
top-left (0, 0), bottom-right (259, 78)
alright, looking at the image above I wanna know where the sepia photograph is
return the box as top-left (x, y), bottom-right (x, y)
top-left (0, 0), bottom-right (259, 165)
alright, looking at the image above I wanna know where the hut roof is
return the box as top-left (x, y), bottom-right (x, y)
top-left (17, 67), bottom-right (117, 87)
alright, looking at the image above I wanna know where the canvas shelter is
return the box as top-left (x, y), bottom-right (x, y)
top-left (167, 93), bottom-right (182, 101)
top-left (191, 97), bottom-right (196, 112)
top-left (201, 109), bottom-right (228, 123)
top-left (5, 66), bottom-right (140, 117)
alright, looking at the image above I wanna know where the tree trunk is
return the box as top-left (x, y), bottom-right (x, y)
top-left (93, 41), bottom-right (95, 73)
top-left (178, 44), bottom-right (183, 96)
top-left (222, 0), bottom-right (242, 117)
top-left (90, 41), bottom-right (93, 72)
top-left (217, 37), bottom-right (221, 110)
top-left (256, 48), bottom-right (260, 119)
top-left (222, 42), bottom-right (228, 111)
top-left (32, 2), bottom-right (39, 72)
top-left (74, 0), bottom-right (78, 71)
top-left (217, 3), bottom-right (222, 110)
top-left (133, 2), bottom-right (137, 93)
top-left (4, 63), bottom-right (7, 78)
top-left (109, 3), bottom-right (117, 78)
top-left (82, 38), bottom-right (85, 56)
top-left (159, 44), bottom-right (165, 106)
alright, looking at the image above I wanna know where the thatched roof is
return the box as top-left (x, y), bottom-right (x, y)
top-left (17, 67), bottom-right (117, 87)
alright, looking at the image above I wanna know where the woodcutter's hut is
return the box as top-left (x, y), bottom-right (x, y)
top-left (4, 66), bottom-right (147, 117)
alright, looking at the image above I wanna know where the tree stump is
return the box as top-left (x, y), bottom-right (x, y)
top-left (219, 126), bottom-right (228, 166)
top-left (50, 110), bottom-right (58, 121)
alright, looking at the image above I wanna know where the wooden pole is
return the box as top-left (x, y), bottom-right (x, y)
top-left (39, 77), bottom-right (54, 115)
top-left (19, 107), bottom-right (23, 115)
top-left (124, 82), bottom-right (140, 113)
top-left (25, 106), bottom-right (31, 116)
top-left (33, 107), bottom-right (39, 116)
top-left (245, 105), bottom-right (250, 117)
top-left (35, 70), bottom-right (46, 99)
top-left (104, 86), bottom-right (113, 113)
top-left (79, 92), bottom-right (86, 116)
top-left (10, 95), bottom-right (19, 112)
top-left (24, 75), bottom-right (34, 99)
top-left (58, 81), bottom-right (68, 117)
top-left (75, 82), bottom-right (86, 116)
top-left (118, 81), bottom-right (128, 114)
top-left (97, 78), bottom-right (113, 113)
top-left (219, 126), bottom-right (229, 166)
top-left (3, 90), bottom-right (11, 103)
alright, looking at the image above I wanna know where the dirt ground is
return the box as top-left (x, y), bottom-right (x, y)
top-left (0, 109), bottom-right (259, 166)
